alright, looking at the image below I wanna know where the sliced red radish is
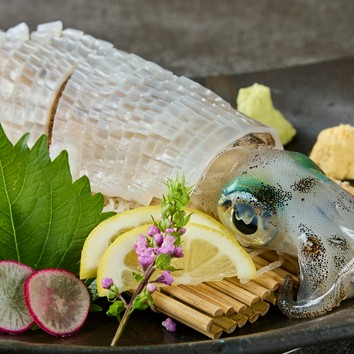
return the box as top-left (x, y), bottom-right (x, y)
top-left (24, 268), bottom-right (90, 337)
top-left (0, 260), bottom-right (35, 334)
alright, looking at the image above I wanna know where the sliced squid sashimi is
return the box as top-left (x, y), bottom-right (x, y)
top-left (1, 21), bottom-right (281, 207)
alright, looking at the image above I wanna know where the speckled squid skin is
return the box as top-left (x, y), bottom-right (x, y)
top-left (216, 146), bottom-right (354, 318)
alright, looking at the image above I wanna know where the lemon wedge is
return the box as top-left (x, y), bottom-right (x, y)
top-left (80, 206), bottom-right (226, 280)
top-left (96, 222), bottom-right (256, 296)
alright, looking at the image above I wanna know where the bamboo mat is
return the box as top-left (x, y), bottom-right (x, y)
top-left (152, 251), bottom-right (299, 339)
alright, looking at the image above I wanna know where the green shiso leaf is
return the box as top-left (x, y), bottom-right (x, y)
top-left (0, 125), bottom-right (115, 274)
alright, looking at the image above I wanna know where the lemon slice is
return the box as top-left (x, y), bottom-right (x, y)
top-left (96, 222), bottom-right (256, 296)
top-left (80, 206), bottom-right (226, 279)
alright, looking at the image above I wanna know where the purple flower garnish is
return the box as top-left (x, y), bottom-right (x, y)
top-left (162, 317), bottom-right (177, 332)
top-left (179, 227), bottom-right (186, 235)
top-left (147, 225), bottom-right (160, 236)
top-left (134, 234), bottom-right (155, 268)
top-left (165, 228), bottom-right (175, 234)
top-left (157, 270), bottom-right (174, 286)
top-left (154, 232), bottom-right (164, 247)
top-left (172, 246), bottom-right (184, 258)
top-left (101, 277), bottom-right (114, 289)
top-left (158, 235), bottom-right (176, 255)
top-left (146, 283), bottom-right (157, 293)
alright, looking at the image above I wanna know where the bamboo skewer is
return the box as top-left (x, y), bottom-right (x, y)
top-left (205, 325), bottom-right (224, 340)
top-left (230, 312), bottom-right (248, 328)
top-left (252, 272), bottom-right (281, 291)
top-left (182, 283), bottom-right (247, 315)
top-left (242, 307), bottom-right (259, 323)
top-left (251, 300), bottom-right (270, 316)
top-left (161, 285), bottom-right (224, 316)
top-left (207, 280), bottom-right (260, 306)
top-left (212, 316), bottom-right (237, 333)
top-left (225, 277), bottom-right (272, 300)
top-left (152, 291), bottom-right (214, 333)
top-left (264, 292), bottom-right (277, 305)
top-left (149, 252), bottom-right (298, 339)
top-left (253, 255), bottom-right (299, 283)
top-left (255, 263), bottom-right (286, 284)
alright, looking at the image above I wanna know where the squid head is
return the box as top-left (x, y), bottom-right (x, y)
top-left (215, 147), bottom-right (354, 318)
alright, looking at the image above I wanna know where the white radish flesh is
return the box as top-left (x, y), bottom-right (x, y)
top-left (0, 260), bottom-right (35, 334)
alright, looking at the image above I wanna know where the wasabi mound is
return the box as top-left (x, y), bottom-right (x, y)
top-left (237, 83), bottom-right (296, 145)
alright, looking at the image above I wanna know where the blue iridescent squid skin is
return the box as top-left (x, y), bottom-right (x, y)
top-left (217, 147), bottom-right (354, 319)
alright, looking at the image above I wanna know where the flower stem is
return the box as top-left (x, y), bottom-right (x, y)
top-left (110, 264), bottom-right (156, 346)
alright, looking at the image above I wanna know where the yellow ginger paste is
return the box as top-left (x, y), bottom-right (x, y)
top-left (310, 124), bottom-right (354, 181)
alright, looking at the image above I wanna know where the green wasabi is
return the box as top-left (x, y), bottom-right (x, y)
top-left (237, 83), bottom-right (296, 145)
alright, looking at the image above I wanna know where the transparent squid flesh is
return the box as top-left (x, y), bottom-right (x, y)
top-left (0, 21), bottom-right (281, 205)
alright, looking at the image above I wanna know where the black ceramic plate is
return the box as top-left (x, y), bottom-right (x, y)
top-left (0, 58), bottom-right (354, 354)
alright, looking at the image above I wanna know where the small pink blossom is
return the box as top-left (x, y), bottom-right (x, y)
top-left (147, 225), bottom-right (160, 236)
top-left (134, 234), bottom-right (155, 268)
top-left (157, 270), bottom-right (174, 286)
top-left (134, 234), bottom-right (147, 251)
top-left (162, 317), bottom-right (177, 332)
top-left (146, 283), bottom-right (157, 293)
top-left (172, 246), bottom-right (184, 258)
top-left (138, 248), bottom-right (155, 268)
top-left (158, 235), bottom-right (176, 255)
top-left (101, 277), bottom-right (114, 289)
top-left (179, 227), bottom-right (186, 235)
top-left (165, 228), bottom-right (175, 234)
top-left (154, 232), bottom-right (164, 247)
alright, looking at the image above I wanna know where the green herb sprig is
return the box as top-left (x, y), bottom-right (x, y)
top-left (101, 174), bottom-right (193, 346)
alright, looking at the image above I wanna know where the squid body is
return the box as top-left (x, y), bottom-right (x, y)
top-left (214, 147), bottom-right (354, 318)
top-left (1, 21), bottom-right (353, 318)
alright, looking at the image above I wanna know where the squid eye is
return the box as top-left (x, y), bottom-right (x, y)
top-left (232, 204), bottom-right (258, 235)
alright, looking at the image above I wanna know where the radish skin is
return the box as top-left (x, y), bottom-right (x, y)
top-left (0, 260), bottom-right (35, 334)
top-left (24, 268), bottom-right (90, 337)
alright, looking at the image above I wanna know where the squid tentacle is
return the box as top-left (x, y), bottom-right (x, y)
top-left (278, 258), bottom-right (354, 319)
top-left (333, 258), bottom-right (354, 303)
top-left (277, 276), bottom-right (332, 318)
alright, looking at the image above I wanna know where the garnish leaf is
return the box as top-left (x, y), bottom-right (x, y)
top-left (0, 125), bottom-right (114, 274)
top-left (132, 290), bottom-right (153, 311)
top-left (132, 272), bottom-right (144, 282)
top-left (155, 254), bottom-right (172, 270)
top-left (106, 300), bottom-right (125, 321)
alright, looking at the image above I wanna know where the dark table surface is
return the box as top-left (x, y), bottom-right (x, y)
top-left (1, 1), bottom-right (354, 353)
